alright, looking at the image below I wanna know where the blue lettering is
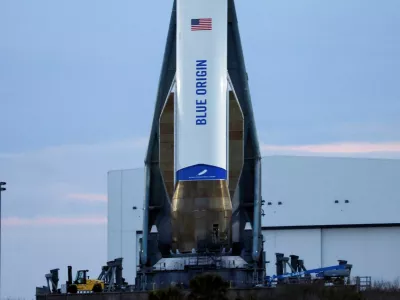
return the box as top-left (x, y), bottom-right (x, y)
top-left (196, 60), bottom-right (207, 68)
top-left (195, 60), bottom-right (207, 125)
top-left (196, 89), bottom-right (206, 95)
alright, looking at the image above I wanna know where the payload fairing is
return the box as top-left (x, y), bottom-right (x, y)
top-left (137, 0), bottom-right (264, 289)
top-left (172, 0), bottom-right (232, 253)
top-left (175, 0), bottom-right (228, 177)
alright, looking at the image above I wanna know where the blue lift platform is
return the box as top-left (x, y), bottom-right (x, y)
top-left (265, 253), bottom-right (352, 286)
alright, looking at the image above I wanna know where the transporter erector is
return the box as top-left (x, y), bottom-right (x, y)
top-left (136, 0), bottom-right (265, 289)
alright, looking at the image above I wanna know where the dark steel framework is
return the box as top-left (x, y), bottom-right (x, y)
top-left (139, 0), bottom-right (264, 287)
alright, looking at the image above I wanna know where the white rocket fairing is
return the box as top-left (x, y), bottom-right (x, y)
top-left (171, 0), bottom-right (231, 252)
top-left (175, 0), bottom-right (228, 181)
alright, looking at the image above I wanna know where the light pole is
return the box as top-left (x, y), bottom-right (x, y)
top-left (0, 181), bottom-right (6, 300)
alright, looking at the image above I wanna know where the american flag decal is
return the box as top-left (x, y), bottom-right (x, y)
top-left (191, 18), bottom-right (212, 31)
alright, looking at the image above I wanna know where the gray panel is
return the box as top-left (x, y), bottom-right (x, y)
top-left (321, 227), bottom-right (400, 283)
top-left (263, 229), bottom-right (322, 276)
top-left (263, 226), bottom-right (400, 284)
top-left (107, 170), bottom-right (123, 260)
top-left (107, 168), bottom-right (145, 280)
top-left (261, 155), bottom-right (400, 227)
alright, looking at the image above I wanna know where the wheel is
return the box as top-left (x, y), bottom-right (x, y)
top-left (92, 283), bottom-right (103, 293)
top-left (67, 284), bottom-right (78, 294)
top-left (333, 277), bottom-right (344, 285)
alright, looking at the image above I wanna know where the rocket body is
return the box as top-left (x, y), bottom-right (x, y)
top-left (171, 0), bottom-right (232, 252)
top-left (175, 0), bottom-right (228, 180)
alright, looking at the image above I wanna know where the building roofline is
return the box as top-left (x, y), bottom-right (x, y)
top-left (262, 223), bottom-right (400, 231)
top-left (107, 154), bottom-right (400, 174)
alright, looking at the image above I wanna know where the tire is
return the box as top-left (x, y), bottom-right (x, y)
top-left (92, 284), bottom-right (103, 293)
top-left (67, 284), bottom-right (78, 294)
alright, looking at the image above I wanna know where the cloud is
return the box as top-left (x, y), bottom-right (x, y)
top-left (66, 193), bottom-right (107, 202)
top-left (261, 142), bottom-right (400, 158)
top-left (0, 137), bottom-right (147, 219)
top-left (0, 137), bottom-right (148, 159)
top-left (2, 215), bottom-right (107, 226)
top-left (1, 137), bottom-right (399, 224)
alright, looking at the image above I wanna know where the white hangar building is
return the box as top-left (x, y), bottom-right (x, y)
top-left (107, 155), bottom-right (400, 285)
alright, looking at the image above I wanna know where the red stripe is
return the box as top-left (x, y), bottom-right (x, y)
top-left (191, 18), bottom-right (212, 31)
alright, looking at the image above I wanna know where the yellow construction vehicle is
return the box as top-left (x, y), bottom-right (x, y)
top-left (65, 258), bottom-right (125, 293)
top-left (37, 258), bottom-right (126, 294)
top-left (66, 267), bottom-right (104, 293)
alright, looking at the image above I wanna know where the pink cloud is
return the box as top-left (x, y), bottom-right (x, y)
top-left (261, 142), bottom-right (400, 154)
top-left (65, 193), bottom-right (107, 202)
top-left (2, 216), bottom-right (107, 227)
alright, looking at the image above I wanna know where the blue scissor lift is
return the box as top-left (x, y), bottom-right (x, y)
top-left (265, 253), bottom-right (353, 287)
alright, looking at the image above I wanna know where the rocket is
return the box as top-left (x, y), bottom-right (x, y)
top-left (171, 0), bottom-right (232, 253)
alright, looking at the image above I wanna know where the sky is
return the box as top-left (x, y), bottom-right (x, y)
top-left (0, 0), bottom-right (400, 298)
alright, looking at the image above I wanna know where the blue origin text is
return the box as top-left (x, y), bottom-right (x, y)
top-left (195, 60), bottom-right (207, 125)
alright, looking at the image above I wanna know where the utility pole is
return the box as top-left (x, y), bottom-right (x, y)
top-left (0, 181), bottom-right (6, 300)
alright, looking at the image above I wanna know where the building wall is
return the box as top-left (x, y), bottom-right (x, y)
top-left (120, 227), bottom-right (400, 285)
top-left (263, 226), bottom-right (400, 283)
top-left (107, 168), bottom-right (144, 283)
top-left (107, 156), bottom-right (400, 284)
top-left (262, 156), bottom-right (400, 227)
top-left (263, 228), bottom-right (322, 275)
top-left (321, 227), bottom-right (400, 282)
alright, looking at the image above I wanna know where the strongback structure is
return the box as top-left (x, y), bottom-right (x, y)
top-left (136, 0), bottom-right (265, 289)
